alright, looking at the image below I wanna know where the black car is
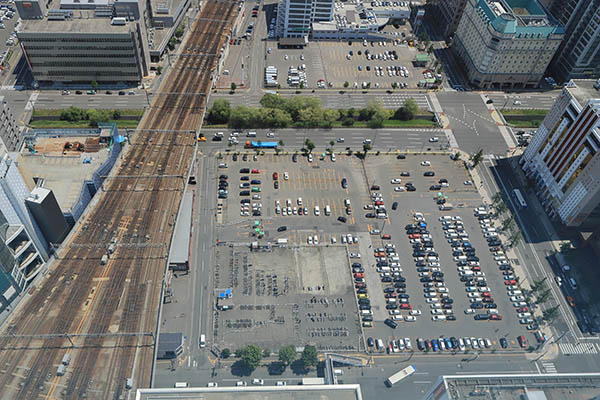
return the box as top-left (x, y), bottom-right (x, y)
top-left (376, 261), bottom-right (388, 267)
top-left (401, 171), bottom-right (410, 176)
top-left (486, 99), bottom-right (493, 104)
top-left (394, 282), bottom-right (406, 288)
top-left (365, 213), bottom-right (376, 218)
top-left (396, 288), bottom-right (407, 294)
top-left (352, 262), bottom-right (362, 268)
top-left (471, 303), bottom-right (484, 309)
top-left (442, 304), bottom-right (452, 309)
top-left (420, 277), bottom-right (432, 283)
top-left (357, 288), bottom-right (368, 294)
top-left (441, 298), bottom-right (453, 304)
top-left (446, 315), bottom-right (457, 321)
top-left (397, 154), bottom-right (406, 160)
top-left (450, 337), bottom-right (459, 348)
top-left (359, 304), bottom-right (371, 310)
top-left (474, 314), bottom-right (490, 320)
top-left (240, 168), bottom-right (250, 173)
top-left (384, 318), bottom-right (398, 329)
top-left (467, 256), bottom-right (479, 262)
top-left (500, 338), bottom-right (508, 348)
top-left (424, 171), bottom-right (435, 177)
top-left (393, 276), bottom-right (406, 282)
top-left (371, 185), bottom-right (380, 190)
top-left (358, 298), bottom-right (370, 305)
top-left (386, 304), bottom-right (398, 310)
top-left (429, 185), bottom-right (442, 190)
top-left (219, 174), bottom-right (228, 180)
top-left (251, 179), bottom-right (261, 185)
top-left (392, 202), bottom-right (398, 210)
top-left (417, 339), bottom-right (425, 351)
top-left (413, 251), bottom-right (426, 257)
top-left (118, 91), bottom-right (126, 95)
top-left (406, 186), bottom-right (416, 192)
top-left (381, 277), bottom-right (392, 282)
top-left (338, 216), bottom-right (347, 223)
top-left (439, 178), bottom-right (448, 183)
top-left (383, 287), bottom-right (395, 293)
top-left (341, 178), bottom-right (348, 188)
top-left (274, 181), bottom-right (279, 189)
top-left (277, 226), bottom-right (287, 232)
top-left (240, 176), bottom-right (249, 181)
top-left (240, 190), bottom-right (250, 196)
top-left (485, 303), bottom-right (497, 309)
top-left (240, 199), bottom-right (251, 204)
top-left (476, 281), bottom-right (487, 287)
top-left (292, 154), bottom-right (297, 162)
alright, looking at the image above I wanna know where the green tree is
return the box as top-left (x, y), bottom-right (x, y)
top-left (91, 80), bottom-right (98, 90)
top-left (495, 201), bottom-right (508, 216)
top-left (305, 138), bottom-right (315, 153)
top-left (240, 344), bottom-right (263, 370)
top-left (531, 277), bottom-right (547, 294)
top-left (111, 109), bottom-right (121, 120)
top-left (492, 192), bottom-right (504, 206)
top-left (208, 99), bottom-right (232, 124)
top-left (502, 216), bottom-right (515, 231)
top-left (156, 66), bottom-right (163, 75)
top-left (508, 230), bottom-right (522, 248)
top-left (60, 106), bottom-right (86, 122)
top-left (260, 93), bottom-right (287, 110)
top-left (537, 288), bottom-right (552, 304)
top-left (542, 305), bottom-right (560, 323)
top-left (278, 140), bottom-right (284, 147)
top-left (263, 348), bottom-right (271, 357)
top-left (363, 143), bottom-right (372, 157)
top-left (229, 105), bottom-right (259, 129)
top-left (391, 82), bottom-right (398, 89)
top-left (471, 149), bottom-right (484, 167)
top-left (299, 81), bottom-right (304, 89)
top-left (301, 345), bottom-right (318, 368)
top-left (394, 98), bottom-right (419, 121)
top-left (174, 23), bottom-right (185, 38)
top-left (342, 117), bottom-right (355, 126)
top-left (231, 82), bottom-right (237, 92)
top-left (343, 81), bottom-right (349, 89)
top-left (221, 348), bottom-right (231, 359)
top-left (278, 345), bottom-right (296, 366)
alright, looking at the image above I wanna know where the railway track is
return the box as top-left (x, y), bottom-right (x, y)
top-left (0, 1), bottom-right (238, 398)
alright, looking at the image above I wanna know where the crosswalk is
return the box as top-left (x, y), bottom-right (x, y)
top-left (541, 362), bottom-right (557, 373)
top-left (559, 342), bottom-right (599, 355)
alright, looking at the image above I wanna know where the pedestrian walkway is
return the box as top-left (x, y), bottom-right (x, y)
top-left (541, 361), bottom-right (557, 373)
top-left (559, 342), bottom-right (599, 355)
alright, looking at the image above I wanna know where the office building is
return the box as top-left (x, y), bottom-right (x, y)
top-left (0, 155), bottom-right (49, 313)
top-left (453, 0), bottom-right (564, 89)
top-left (429, 0), bottom-right (467, 39)
top-left (545, 0), bottom-right (600, 82)
top-left (521, 79), bottom-right (600, 228)
top-left (275, 0), bottom-right (334, 38)
top-left (25, 187), bottom-right (69, 245)
top-left (0, 96), bottom-right (20, 153)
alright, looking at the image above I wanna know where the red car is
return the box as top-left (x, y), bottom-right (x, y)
top-left (251, 169), bottom-right (260, 173)
top-left (409, 234), bottom-right (421, 239)
top-left (472, 266), bottom-right (481, 271)
top-left (354, 273), bottom-right (365, 279)
top-left (518, 335), bottom-right (528, 348)
top-left (504, 280), bottom-right (517, 285)
top-left (382, 234), bottom-right (391, 240)
top-left (517, 306), bottom-right (529, 313)
top-left (375, 201), bottom-right (384, 206)
top-left (355, 283), bottom-right (366, 288)
top-left (490, 314), bottom-right (503, 321)
top-left (273, 172), bottom-right (278, 180)
top-left (481, 292), bottom-right (491, 297)
top-left (400, 303), bottom-right (412, 310)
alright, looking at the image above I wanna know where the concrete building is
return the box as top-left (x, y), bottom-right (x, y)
top-left (453, 0), bottom-right (564, 89)
top-left (0, 155), bottom-right (49, 311)
top-left (429, 0), bottom-right (467, 39)
top-left (14, 0), bottom-right (47, 20)
top-left (0, 96), bottom-right (21, 153)
top-left (545, 0), bottom-right (600, 82)
top-left (275, 0), bottom-right (334, 38)
top-left (521, 79), bottom-right (600, 228)
top-left (18, 13), bottom-right (150, 84)
top-left (25, 187), bottom-right (69, 245)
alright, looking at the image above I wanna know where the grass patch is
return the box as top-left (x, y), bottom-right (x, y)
top-left (500, 109), bottom-right (549, 116)
top-left (205, 119), bottom-right (438, 129)
top-left (32, 108), bottom-right (145, 118)
top-left (504, 118), bottom-right (544, 128)
top-left (29, 119), bottom-right (140, 129)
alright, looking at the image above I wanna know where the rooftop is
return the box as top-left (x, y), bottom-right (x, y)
top-left (136, 384), bottom-right (363, 400)
top-left (168, 190), bottom-right (193, 265)
top-left (566, 79), bottom-right (600, 106)
top-left (21, 14), bottom-right (132, 33)
top-left (426, 373), bottom-right (600, 400)
top-left (479, 0), bottom-right (564, 36)
top-left (17, 136), bottom-right (109, 212)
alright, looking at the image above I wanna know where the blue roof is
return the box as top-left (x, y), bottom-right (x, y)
top-left (477, 0), bottom-right (564, 37)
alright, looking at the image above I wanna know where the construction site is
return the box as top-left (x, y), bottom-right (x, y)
top-left (0, 0), bottom-right (239, 398)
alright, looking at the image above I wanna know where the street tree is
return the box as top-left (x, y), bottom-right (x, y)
top-left (509, 230), bottom-right (522, 248)
top-left (363, 143), bottom-right (372, 157)
top-left (542, 305), bottom-right (560, 323)
top-left (343, 81), bottom-right (349, 89)
top-left (278, 345), bottom-right (296, 366)
top-left (495, 201), bottom-right (508, 216)
top-left (471, 149), bottom-right (484, 167)
top-left (492, 192), bottom-right (504, 206)
top-left (305, 139), bottom-right (316, 153)
top-left (207, 99), bottom-right (232, 124)
top-left (502, 216), bottom-right (515, 231)
top-left (231, 82), bottom-right (237, 92)
top-left (278, 140), bottom-right (284, 147)
top-left (531, 277), bottom-right (547, 293)
top-left (240, 344), bottom-right (263, 370)
top-left (301, 345), bottom-right (318, 368)
top-left (536, 288), bottom-right (552, 305)
top-left (221, 348), bottom-right (231, 359)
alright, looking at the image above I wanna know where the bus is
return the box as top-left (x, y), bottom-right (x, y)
top-left (385, 365), bottom-right (416, 387)
top-left (513, 189), bottom-right (527, 209)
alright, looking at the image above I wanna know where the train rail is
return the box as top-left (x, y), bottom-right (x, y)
top-left (0, 1), bottom-right (238, 399)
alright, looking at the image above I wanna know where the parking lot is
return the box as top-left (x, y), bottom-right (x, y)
top-left (212, 146), bottom-right (540, 355)
top-left (266, 40), bottom-right (430, 90)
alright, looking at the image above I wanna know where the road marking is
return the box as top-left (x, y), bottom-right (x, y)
top-left (559, 342), bottom-right (598, 355)
top-left (541, 362), bottom-right (557, 373)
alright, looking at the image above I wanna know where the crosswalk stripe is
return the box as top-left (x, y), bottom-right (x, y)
top-left (559, 342), bottom-right (598, 355)
top-left (541, 362), bottom-right (557, 373)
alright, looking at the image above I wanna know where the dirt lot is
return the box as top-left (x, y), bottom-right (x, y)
top-left (212, 245), bottom-right (362, 352)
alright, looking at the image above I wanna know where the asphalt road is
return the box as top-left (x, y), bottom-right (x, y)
top-left (437, 92), bottom-right (508, 155)
top-left (200, 128), bottom-right (450, 152)
top-left (33, 91), bottom-right (149, 110)
top-left (485, 92), bottom-right (559, 110)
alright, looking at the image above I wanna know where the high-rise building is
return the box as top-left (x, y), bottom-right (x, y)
top-left (520, 79), bottom-right (600, 228)
top-left (275, 0), bottom-right (334, 38)
top-left (453, 0), bottom-right (564, 89)
top-left (545, 0), bottom-right (600, 82)
top-left (0, 96), bottom-right (20, 152)
top-left (429, 0), bottom-right (468, 39)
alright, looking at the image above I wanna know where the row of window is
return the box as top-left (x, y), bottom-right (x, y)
top-left (25, 46), bottom-right (134, 51)
top-left (30, 53), bottom-right (135, 59)
top-left (22, 37), bottom-right (132, 43)
top-left (33, 61), bottom-right (138, 67)
top-left (45, 70), bottom-right (139, 76)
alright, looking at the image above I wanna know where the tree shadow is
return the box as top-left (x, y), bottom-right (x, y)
top-left (230, 360), bottom-right (253, 377)
top-left (268, 361), bottom-right (286, 375)
top-left (290, 359), bottom-right (309, 375)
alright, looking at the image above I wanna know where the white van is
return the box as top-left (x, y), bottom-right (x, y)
top-left (460, 270), bottom-right (474, 276)
top-left (175, 382), bottom-right (189, 388)
top-left (454, 256), bottom-right (467, 262)
top-left (360, 309), bottom-right (373, 316)
top-left (325, 205), bottom-right (331, 216)
top-left (314, 206), bottom-right (320, 216)
top-left (199, 334), bottom-right (206, 348)
top-left (247, 131), bottom-right (257, 137)
top-left (484, 228), bottom-right (497, 233)
top-left (494, 256), bottom-right (506, 261)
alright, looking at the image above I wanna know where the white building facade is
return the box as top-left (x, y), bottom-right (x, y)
top-left (276, 0), bottom-right (334, 38)
top-left (521, 79), bottom-right (600, 228)
top-left (453, 0), bottom-right (564, 89)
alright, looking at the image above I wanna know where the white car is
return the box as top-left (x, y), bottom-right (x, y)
top-left (349, 253), bottom-right (361, 258)
top-left (420, 161), bottom-right (431, 166)
top-left (276, 381), bottom-right (287, 386)
top-left (331, 153), bottom-right (336, 162)
top-left (464, 308), bottom-right (475, 314)
top-left (428, 137), bottom-right (439, 142)
top-left (308, 154), bottom-right (313, 162)
top-left (207, 382), bottom-right (218, 387)
top-left (464, 180), bottom-right (473, 185)
top-left (510, 295), bottom-right (525, 301)
top-left (252, 379), bottom-right (264, 385)
top-left (404, 316), bottom-right (417, 322)
top-left (267, 132), bottom-right (275, 137)
top-left (432, 315), bottom-right (446, 321)
top-left (409, 310), bottom-right (422, 316)
top-left (337, 137), bottom-right (345, 143)
top-left (313, 235), bottom-right (319, 245)
top-left (307, 236), bottom-right (313, 245)
top-left (236, 381), bottom-right (247, 386)
top-left (425, 297), bottom-right (439, 302)
top-left (391, 178), bottom-right (402, 184)
top-left (394, 186), bottom-right (405, 192)
top-left (284, 172), bottom-right (289, 180)
top-left (431, 309), bottom-right (443, 315)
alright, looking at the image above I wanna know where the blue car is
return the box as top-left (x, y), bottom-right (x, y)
top-left (444, 337), bottom-right (452, 350)
top-left (432, 339), bottom-right (440, 352)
